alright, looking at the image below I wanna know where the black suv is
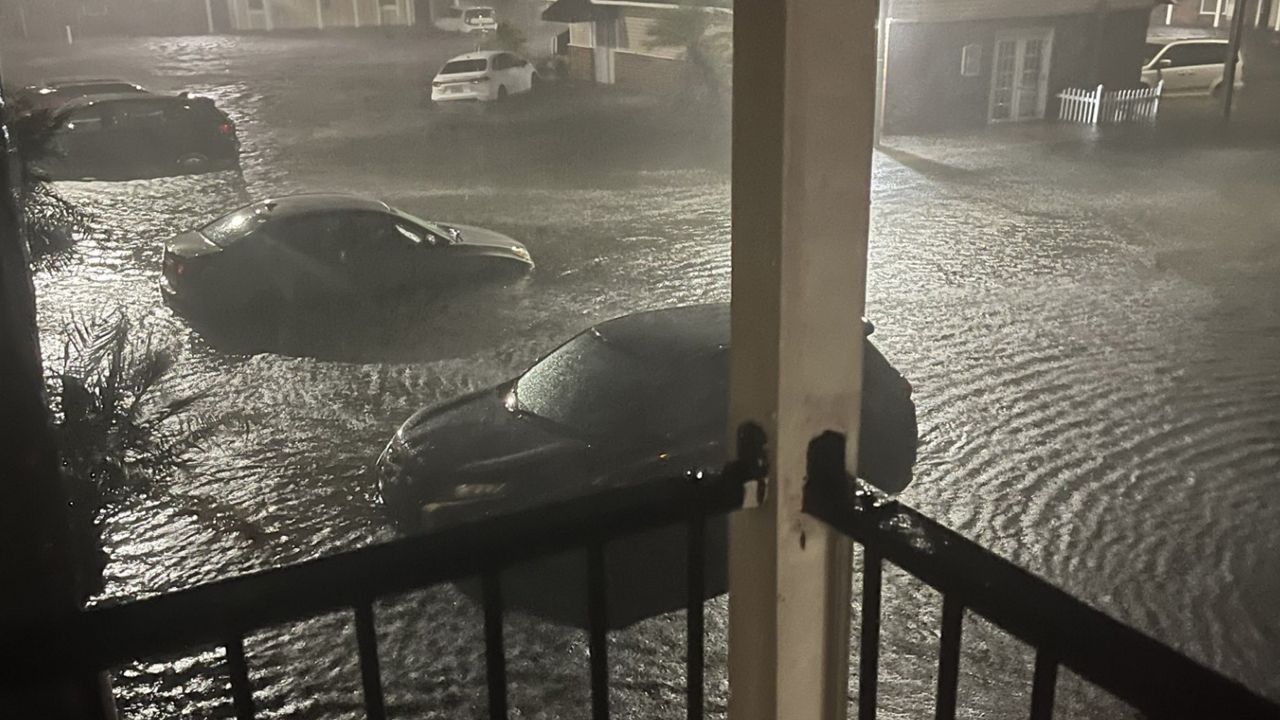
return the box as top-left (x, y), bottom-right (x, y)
top-left (43, 93), bottom-right (240, 180)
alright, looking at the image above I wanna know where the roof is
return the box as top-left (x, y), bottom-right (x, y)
top-left (255, 193), bottom-right (391, 218)
top-left (542, 0), bottom-right (728, 22)
top-left (888, 0), bottom-right (1159, 23)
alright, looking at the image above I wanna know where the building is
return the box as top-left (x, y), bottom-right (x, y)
top-left (542, 0), bottom-right (730, 94)
top-left (225, 0), bottom-right (417, 31)
top-left (880, 0), bottom-right (1161, 133)
top-left (548, 0), bottom-right (1159, 133)
top-left (1151, 0), bottom-right (1236, 34)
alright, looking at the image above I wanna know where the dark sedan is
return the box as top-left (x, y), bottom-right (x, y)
top-left (376, 303), bottom-right (917, 628)
top-left (161, 193), bottom-right (533, 315)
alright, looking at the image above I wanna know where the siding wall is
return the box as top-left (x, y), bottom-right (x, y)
top-left (890, 0), bottom-right (1155, 23)
top-left (883, 8), bottom-right (1150, 133)
top-left (228, 0), bottom-right (412, 30)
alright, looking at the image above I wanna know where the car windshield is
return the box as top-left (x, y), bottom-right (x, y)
top-left (1144, 43), bottom-right (1164, 65)
top-left (391, 209), bottom-right (458, 243)
top-left (514, 331), bottom-right (727, 441)
top-left (440, 59), bottom-right (487, 75)
top-left (200, 205), bottom-right (268, 246)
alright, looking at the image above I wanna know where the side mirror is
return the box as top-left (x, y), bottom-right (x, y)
top-left (1158, 58), bottom-right (1173, 69)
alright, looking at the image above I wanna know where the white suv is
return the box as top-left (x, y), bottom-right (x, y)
top-left (1142, 39), bottom-right (1244, 96)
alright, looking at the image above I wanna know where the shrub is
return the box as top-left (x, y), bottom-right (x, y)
top-left (48, 313), bottom-right (214, 600)
top-left (3, 103), bottom-right (93, 269)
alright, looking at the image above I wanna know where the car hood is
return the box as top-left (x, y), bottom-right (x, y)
top-left (383, 387), bottom-right (591, 524)
top-left (166, 230), bottom-right (221, 258)
top-left (445, 223), bottom-right (529, 253)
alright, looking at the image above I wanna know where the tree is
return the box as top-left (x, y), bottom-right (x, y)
top-left (49, 313), bottom-right (214, 601)
top-left (645, 4), bottom-right (732, 108)
top-left (2, 102), bottom-right (92, 269)
top-left (482, 22), bottom-right (528, 56)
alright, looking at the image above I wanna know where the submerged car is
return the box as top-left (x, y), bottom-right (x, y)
top-left (162, 193), bottom-right (533, 315)
top-left (41, 92), bottom-right (238, 180)
top-left (377, 303), bottom-right (917, 627)
top-left (13, 77), bottom-right (150, 114)
top-left (430, 51), bottom-right (536, 104)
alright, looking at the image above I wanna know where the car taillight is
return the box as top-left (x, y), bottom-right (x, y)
top-left (470, 76), bottom-right (490, 84)
top-left (217, 121), bottom-right (233, 135)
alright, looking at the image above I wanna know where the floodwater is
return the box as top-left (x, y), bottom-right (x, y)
top-left (8, 32), bottom-right (1280, 720)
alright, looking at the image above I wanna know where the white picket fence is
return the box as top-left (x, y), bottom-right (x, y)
top-left (1057, 81), bottom-right (1164, 125)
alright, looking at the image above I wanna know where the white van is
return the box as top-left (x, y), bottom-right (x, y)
top-left (1141, 39), bottom-right (1244, 96)
top-left (435, 5), bottom-right (498, 34)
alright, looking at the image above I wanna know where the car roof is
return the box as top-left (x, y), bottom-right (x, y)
top-left (58, 92), bottom-right (173, 109)
top-left (588, 302), bottom-right (875, 361)
top-left (43, 77), bottom-right (137, 88)
top-left (592, 304), bottom-right (731, 361)
top-left (446, 50), bottom-right (505, 62)
top-left (253, 193), bottom-right (392, 218)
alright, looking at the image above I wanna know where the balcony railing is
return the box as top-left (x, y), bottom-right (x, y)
top-left (3, 427), bottom-right (1277, 720)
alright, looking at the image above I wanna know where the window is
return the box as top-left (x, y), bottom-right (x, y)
top-left (960, 44), bottom-right (982, 77)
top-left (440, 59), bottom-right (488, 74)
top-left (62, 108), bottom-right (104, 134)
top-left (1160, 42), bottom-right (1227, 68)
top-left (1199, 0), bottom-right (1235, 14)
top-left (113, 102), bottom-right (168, 131)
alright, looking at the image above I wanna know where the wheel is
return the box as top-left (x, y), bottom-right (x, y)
top-left (496, 85), bottom-right (508, 101)
top-left (177, 153), bottom-right (210, 173)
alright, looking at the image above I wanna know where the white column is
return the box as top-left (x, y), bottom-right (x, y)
top-left (1215, 0), bottom-right (1225, 28)
top-left (264, 0), bottom-right (274, 30)
top-left (726, 0), bottom-right (877, 719)
top-left (315, 0), bottom-right (324, 28)
top-left (1166, 3), bottom-right (1174, 24)
top-left (352, 0), bottom-right (361, 27)
top-left (205, 0), bottom-right (216, 33)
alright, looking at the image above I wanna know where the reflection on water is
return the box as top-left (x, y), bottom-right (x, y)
top-left (10, 33), bottom-right (1279, 719)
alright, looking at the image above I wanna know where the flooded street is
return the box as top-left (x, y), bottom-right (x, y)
top-left (6, 33), bottom-right (1279, 719)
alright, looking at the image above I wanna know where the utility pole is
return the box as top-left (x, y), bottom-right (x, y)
top-left (1223, 0), bottom-right (1250, 120)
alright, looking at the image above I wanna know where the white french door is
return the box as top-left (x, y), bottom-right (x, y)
top-left (989, 29), bottom-right (1054, 122)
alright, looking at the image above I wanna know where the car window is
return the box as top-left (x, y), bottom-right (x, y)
top-left (270, 214), bottom-right (348, 261)
top-left (345, 212), bottom-right (428, 250)
top-left (62, 107), bottom-right (105, 134)
top-left (112, 101), bottom-right (168, 130)
top-left (1144, 43), bottom-right (1165, 66)
top-left (201, 206), bottom-right (269, 246)
top-left (1162, 43), bottom-right (1226, 68)
top-left (515, 332), bottom-right (728, 441)
top-left (441, 59), bottom-right (487, 75)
